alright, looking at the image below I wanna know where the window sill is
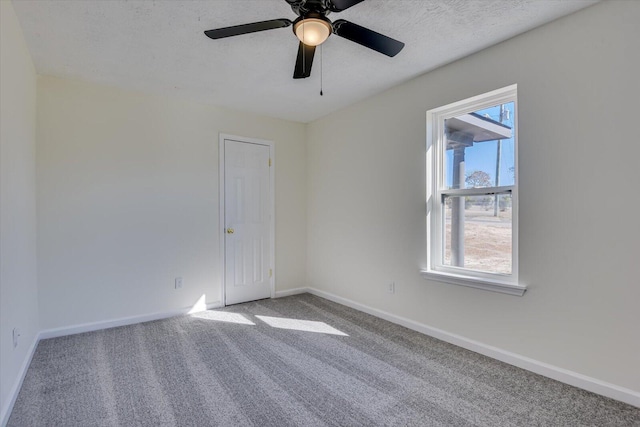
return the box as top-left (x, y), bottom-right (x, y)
top-left (420, 270), bottom-right (527, 296)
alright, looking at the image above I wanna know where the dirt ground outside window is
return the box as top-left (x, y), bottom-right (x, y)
top-left (444, 205), bottom-right (512, 274)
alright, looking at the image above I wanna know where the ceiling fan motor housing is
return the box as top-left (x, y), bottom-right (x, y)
top-left (287, 0), bottom-right (334, 18)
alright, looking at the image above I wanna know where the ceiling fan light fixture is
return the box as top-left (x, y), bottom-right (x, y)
top-left (294, 18), bottom-right (332, 46)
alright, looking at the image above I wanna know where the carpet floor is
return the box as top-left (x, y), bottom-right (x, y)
top-left (8, 293), bottom-right (640, 426)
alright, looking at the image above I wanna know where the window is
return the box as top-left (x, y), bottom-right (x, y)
top-left (423, 85), bottom-right (525, 296)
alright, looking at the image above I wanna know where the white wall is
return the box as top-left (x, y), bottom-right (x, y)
top-left (37, 76), bottom-right (307, 330)
top-left (307, 0), bottom-right (640, 393)
top-left (0, 0), bottom-right (39, 418)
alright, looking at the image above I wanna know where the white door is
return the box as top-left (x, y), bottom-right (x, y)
top-left (223, 138), bottom-right (273, 305)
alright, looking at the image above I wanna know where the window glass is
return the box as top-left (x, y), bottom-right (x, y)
top-left (444, 102), bottom-right (515, 190)
top-left (443, 194), bottom-right (512, 274)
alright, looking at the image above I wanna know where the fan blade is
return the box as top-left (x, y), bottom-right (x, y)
top-left (330, 0), bottom-right (365, 12)
top-left (293, 42), bottom-right (316, 79)
top-left (204, 19), bottom-right (292, 40)
top-left (333, 20), bottom-right (404, 57)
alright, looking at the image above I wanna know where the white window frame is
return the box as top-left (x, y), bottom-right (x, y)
top-left (422, 85), bottom-right (526, 296)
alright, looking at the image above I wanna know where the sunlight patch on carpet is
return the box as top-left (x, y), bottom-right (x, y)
top-left (191, 310), bottom-right (256, 325)
top-left (255, 315), bottom-right (348, 336)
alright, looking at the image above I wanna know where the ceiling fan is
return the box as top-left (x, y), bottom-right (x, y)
top-left (204, 0), bottom-right (404, 79)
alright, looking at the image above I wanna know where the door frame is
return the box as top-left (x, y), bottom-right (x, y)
top-left (218, 133), bottom-right (275, 306)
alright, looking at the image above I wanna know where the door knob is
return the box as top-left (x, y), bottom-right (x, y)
top-left (226, 228), bottom-right (235, 234)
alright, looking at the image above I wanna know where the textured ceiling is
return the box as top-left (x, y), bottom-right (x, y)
top-left (12, 0), bottom-right (597, 123)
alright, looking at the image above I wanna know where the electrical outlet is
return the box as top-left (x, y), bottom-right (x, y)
top-left (387, 282), bottom-right (395, 294)
top-left (175, 277), bottom-right (183, 289)
top-left (12, 328), bottom-right (20, 349)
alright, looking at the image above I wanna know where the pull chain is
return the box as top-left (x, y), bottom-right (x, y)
top-left (320, 43), bottom-right (323, 96)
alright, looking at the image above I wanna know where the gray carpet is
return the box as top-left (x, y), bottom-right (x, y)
top-left (8, 293), bottom-right (640, 426)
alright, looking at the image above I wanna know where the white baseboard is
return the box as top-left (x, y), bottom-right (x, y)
top-left (1, 333), bottom-right (39, 427)
top-left (274, 287), bottom-right (308, 298)
top-left (39, 301), bottom-right (222, 340)
top-left (305, 287), bottom-right (640, 408)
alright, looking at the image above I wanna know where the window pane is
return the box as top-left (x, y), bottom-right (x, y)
top-left (444, 194), bottom-right (512, 274)
top-left (444, 102), bottom-right (515, 190)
